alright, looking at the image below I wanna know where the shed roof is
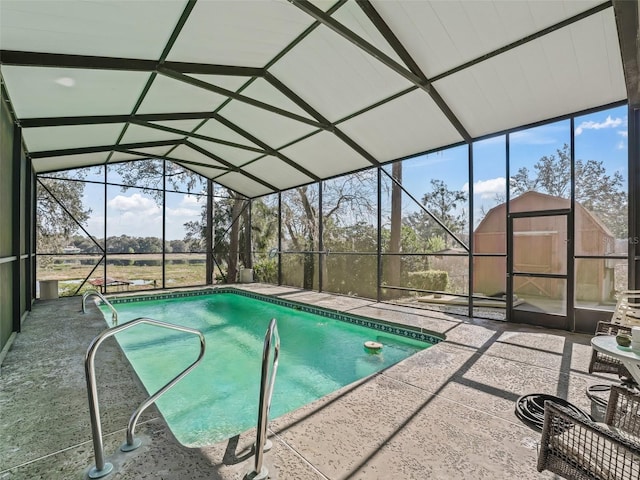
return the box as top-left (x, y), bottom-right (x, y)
top-left (0, 1), bottom-right (632, 198)
top-left (475, 190), bottom-right (615, 238)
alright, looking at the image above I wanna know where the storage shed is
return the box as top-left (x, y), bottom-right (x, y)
top-left (473, 191), bottom-right (615, 302)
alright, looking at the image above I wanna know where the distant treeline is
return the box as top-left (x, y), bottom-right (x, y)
top-left (66, 235), bottom-right (202, 254)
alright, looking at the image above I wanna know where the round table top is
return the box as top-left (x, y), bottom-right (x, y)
top-left (591, 335), bottom-right (640, 361)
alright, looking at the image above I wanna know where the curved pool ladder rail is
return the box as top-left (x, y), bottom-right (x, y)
top-left (82, 289), bottom-right (118, 326)
top-left (84, 317), bottom-right (206, 479)
top-left (246, 318), bottom-right (280, 480)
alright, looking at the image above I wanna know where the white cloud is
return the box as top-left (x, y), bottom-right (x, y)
top-left (509, 123), bottom-right (568, 145)
top-left (404, 152), bottom-right (450, 169)
top-left (618, 130), bottom-right (628, 138)
top-left (108, 193), bottom-right (160, 215)
top-left (85, 215), bottom-right (104, 238)
top-left (462, 177), bottom-right (506, 199)
top-left (574, 115), bottom-right (624, 136)
top-left (166, 207), bottom-right (201, 218)
top-left (180, 195), bottom-right (204, 207)
top-left (617, 140), bottom-right (627, 150)
top-left (106, 194), bottom-right (162, 236)
top-left (509, 130), bottom-right (558, 145)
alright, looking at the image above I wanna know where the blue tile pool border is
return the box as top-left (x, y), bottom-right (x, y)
top-left (107, 287), bottom-right (444, 345)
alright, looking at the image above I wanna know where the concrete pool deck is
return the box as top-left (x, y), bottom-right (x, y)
top-left (0, 284), bottom-right (611, 479)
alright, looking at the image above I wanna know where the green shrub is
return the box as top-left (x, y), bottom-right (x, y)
top-left (406, 270), bottom-right (448, 292)
top-left (253, 259), bottom-right (277, 284)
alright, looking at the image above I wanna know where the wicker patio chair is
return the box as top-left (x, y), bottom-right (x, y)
top-left (538, 385), bottom-right (640, 479)
top-left (611, 290), bottom-right (640, 326)
top-left (588, 321), bottom-right (633, 378)
top-left (588, 290), bottom-right (640, 381)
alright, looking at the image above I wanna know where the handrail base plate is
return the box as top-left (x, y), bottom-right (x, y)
top-left (120, 438), bottom-right (142, 452)
top-left (244, 466), bottom-right (268, 480)
top-left (88, 462), bottom-right (113, 479)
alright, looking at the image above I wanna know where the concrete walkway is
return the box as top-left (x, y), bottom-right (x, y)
top-left (0, 284), bottom-right (609, 479)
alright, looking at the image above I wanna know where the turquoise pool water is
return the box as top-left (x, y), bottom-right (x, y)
top-left (102, 291), bottom-right (434, 447)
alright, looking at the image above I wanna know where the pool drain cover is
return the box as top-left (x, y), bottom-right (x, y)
top-left (514, 393), bottom-right (593, 431)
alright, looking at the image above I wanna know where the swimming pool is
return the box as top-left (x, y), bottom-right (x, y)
top-left (102, 289), bottom-right (440, 447)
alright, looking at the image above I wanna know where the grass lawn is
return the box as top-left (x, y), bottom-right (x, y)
top-left (37, 254), bottom-right (211, 296)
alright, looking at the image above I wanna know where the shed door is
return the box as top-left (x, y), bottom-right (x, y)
top-left (508, 210), bottom-right (572, 330)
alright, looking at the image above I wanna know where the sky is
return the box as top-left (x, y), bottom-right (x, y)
top-left (77, 104), bottom-right (628, 241)
top-left (81, 173), bottom-right (208, 241)
top-left (399, 104), bottom-right (628, 226)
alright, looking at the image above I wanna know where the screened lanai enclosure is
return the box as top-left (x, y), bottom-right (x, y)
top-left (2, 0), bottom-right (640, 354)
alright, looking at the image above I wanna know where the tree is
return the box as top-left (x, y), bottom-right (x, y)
top-left (281, 185), bottom-right (318, 289)
top-left (183, 191), bottom-right (251, 282)
top-left (510, 143), bottom-right (627, 237)
top-left (226, 191), bottom-right (246, 282)
top-left (168, 239), bottom-right (188, 253)
top-left (250, 198), bottom-right (278, 253)
top-left (113, 160), bottom-right (251, 281)
top-left (114, 159), bottom-right (201, 195)
top-left (421, 179), bottom-right (468, 240)
top-left (37, 174), bottom-right (92, 253)
top-left (405, 179), bottom-right (468, 250)
top-left (281, 171), bottom-right (377, 290)
top-left (388, 161), bottom-right (402, 296)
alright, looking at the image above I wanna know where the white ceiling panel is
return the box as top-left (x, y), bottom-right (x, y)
top-left (0, 0), bottom-right (629, 197)
top-left (242, 156), bottom-right (314, 190)
top-left (33, 152), bottom-right (109, 173)
top-left (137, 74), bottom-right (228, 115)
top-left (151, 119), bottom-right (205, 134)
top-left (240, 79), bottom-right (316, 120)
top-left (189, 139), bottom-right (261, 167)
top-left (339, 90), bottom-right (464, 161)
top-left (188, 75), bottom-right (252, 94)
top-left (0, 0), bottom-right (187, 59)
top-left (109, 146), bottom-right (174, 163)
top-left (280, 131), bottom-right (372, 178)
top-left (1, 66), bottom-right (150, 118)
top-left (120, 124), bottom-right (184, 145)
top-left (219, 102), bottom-right (318, 148)
top-left (195, 119), bottom-right (263, 149)
top-left (373, 0), bottom-right (602, 78)
top-left (433, 11), bottom-right (626, 138)
top-left (167, 144), bottom-right (226, 169)
top-left (23, 123), bottom-right (125, 153)
top-left (108, 152), bottom-right (148, 163)
top-left (270, 24), bottom-right (413, 122)
top-left (332, 1), bottom-right (407, 67)
top-left (214, 172), bottom-right (273, 198)
top-left (175, 163), bottom-right (227, 180)
top-left (166, 0), bottom-right (314, 67)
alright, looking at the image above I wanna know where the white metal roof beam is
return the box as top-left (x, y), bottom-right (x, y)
top-left (289, 0), bottom-right (472, 142)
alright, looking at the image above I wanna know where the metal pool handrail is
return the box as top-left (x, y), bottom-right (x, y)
top-left (246, 318), bottom-right (280, 480)
top-left (84, 317), bottom-right (206, 479)
top-left (82, 289), bottom-right (118, 326)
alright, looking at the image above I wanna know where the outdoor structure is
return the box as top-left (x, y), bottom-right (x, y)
top-left (3, 2), bottom-right (640, 479)
top-left (474, 191), bottom-right (615, 303)
top-left (1, 0), bottom-right (640, 348)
